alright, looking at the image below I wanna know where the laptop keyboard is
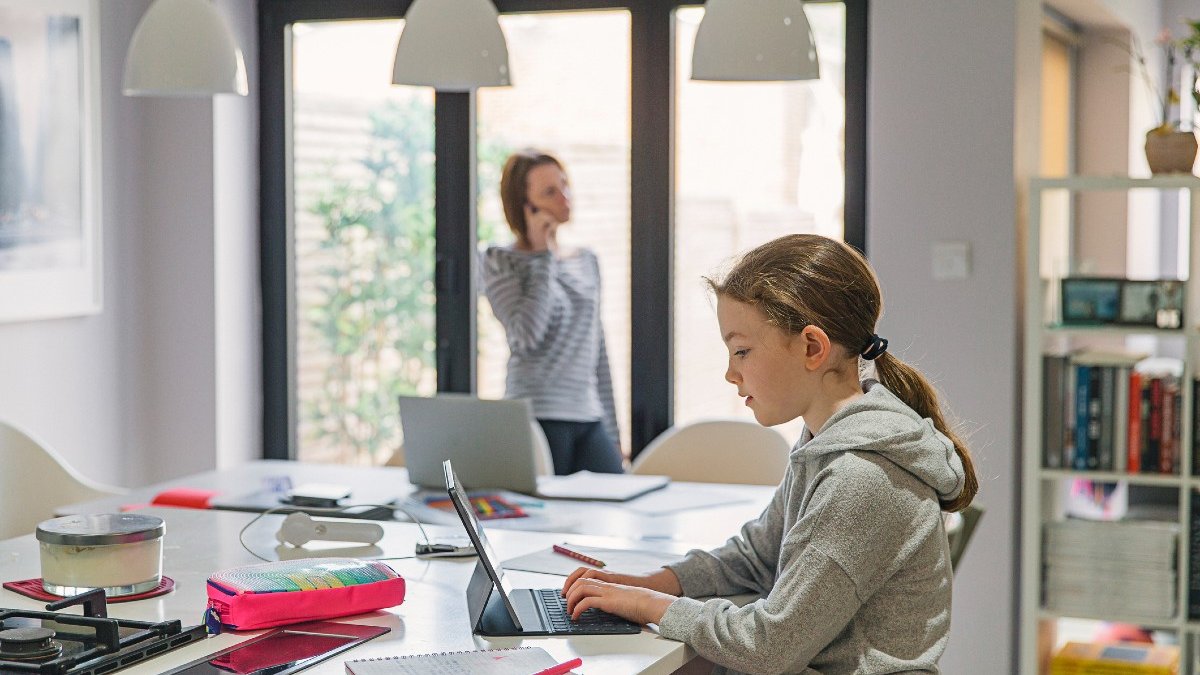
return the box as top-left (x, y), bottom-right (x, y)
top-left (537, 589), bottom-right (641, 634)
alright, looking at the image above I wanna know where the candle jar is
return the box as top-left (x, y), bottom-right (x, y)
top-left (36, 514), bottom-right (165, 597)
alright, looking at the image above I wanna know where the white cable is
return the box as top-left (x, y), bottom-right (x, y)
top-left (238, 502), bottom-right (434, 562)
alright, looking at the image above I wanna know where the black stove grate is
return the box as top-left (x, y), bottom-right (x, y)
top-left (0, 607), bottom-right (206, 675)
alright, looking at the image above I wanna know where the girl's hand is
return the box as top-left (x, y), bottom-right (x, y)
top-left (561, 566), bottom-right (683, 597)
top-left (562, 576), bottom-right (677, 625)
top-left (523, 203), bottom-right (559, 252)
top-left (561, 567), bottom-right (683, 625)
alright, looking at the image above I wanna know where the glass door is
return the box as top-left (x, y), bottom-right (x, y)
top-left (290, 19), bottom-right (436, 464)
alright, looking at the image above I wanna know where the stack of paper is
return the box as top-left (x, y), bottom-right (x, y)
top-left (1043, 519), bottom-right (1178, 619)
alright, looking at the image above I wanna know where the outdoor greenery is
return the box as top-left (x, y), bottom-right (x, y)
top-left (305, 97), bottom-right (507, 463)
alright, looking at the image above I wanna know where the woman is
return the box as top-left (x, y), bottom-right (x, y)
top-left (479, 150), bottom-right (623, 475)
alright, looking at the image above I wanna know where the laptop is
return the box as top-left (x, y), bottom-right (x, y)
top-left (400, 394), bottom-right (541, 493)
top-left (401, 394), bottom-right (670, 501)
top-left (444, 460), bottom-right (643, 637)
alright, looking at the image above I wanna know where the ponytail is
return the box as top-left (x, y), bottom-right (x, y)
top-left (873, 352), bottom-right (978, 512)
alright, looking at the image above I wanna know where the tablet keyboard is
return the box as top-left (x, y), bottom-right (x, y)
top-left (537, 589), bottom-right (642, 634)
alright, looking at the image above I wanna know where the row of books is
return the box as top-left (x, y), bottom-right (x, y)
top-left (1043, 352), bottom-right (1187, 474)
top-left (1043, 519), bottom-right (1178, 620)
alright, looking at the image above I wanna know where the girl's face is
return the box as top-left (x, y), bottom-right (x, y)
top-left (716, 296), bottom-right (812, 427)
top-left (525, 163), bottom-right (572, 224)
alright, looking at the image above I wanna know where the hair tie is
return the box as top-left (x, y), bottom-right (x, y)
top-left (860, 334), bottom-right (888, 360)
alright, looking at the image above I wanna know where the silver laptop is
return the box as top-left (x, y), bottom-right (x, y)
top-left (399, 394), bottom-right (541, 493)
top-left (444, 460), bottom-right (642, 637)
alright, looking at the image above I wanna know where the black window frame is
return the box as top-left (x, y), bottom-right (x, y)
top-left (258, 0), bottom-right (868, 460)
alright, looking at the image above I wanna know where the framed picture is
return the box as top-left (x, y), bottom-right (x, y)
top-left (1120, 279), bottom-right (1185, 329)
top-left (1060, 277), bottom-right (1122, 325)
top-left (0, 0), bottom-right (101, 322)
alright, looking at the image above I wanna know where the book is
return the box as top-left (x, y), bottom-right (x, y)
top-left (1049, 641), bottom-right (1178, 675)
top-left (344, 646), bottom-right (566, 674)
top-left (536, 471), bottom-right (669, 502)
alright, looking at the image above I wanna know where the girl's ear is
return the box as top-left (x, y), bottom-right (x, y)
top-left (798, 325), bottom-right (832, 370)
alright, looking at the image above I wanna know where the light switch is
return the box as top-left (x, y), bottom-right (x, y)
top-left (932, 241), bottom-right (971, 280)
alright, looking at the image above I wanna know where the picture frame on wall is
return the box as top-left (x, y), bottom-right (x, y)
top-left (1060, 277), bottom-right (1122, 325)
top-left (1120, 279), bottom-right (1184, 329)
top-left (0, 0), bottom-right (101, 322)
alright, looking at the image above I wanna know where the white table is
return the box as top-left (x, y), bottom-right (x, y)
top-left (0, 507), bottom-right (709, 675)
top-left (58, 460), bottom-right (775, 544)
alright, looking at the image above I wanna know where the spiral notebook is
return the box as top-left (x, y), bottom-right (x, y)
top-left (344, 646), bottom-right (566, 674)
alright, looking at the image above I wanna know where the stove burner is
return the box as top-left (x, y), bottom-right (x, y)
top-left (0, 627), bottom-right (63, 662)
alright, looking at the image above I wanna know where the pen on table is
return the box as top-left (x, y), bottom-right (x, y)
top-left (529, 656), bottom-right (583, 675)
top-left (553, 544), bottom-right (606, 568)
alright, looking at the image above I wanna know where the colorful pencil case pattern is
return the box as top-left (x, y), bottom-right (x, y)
top-left (206, 558), bottom-right (405, 630)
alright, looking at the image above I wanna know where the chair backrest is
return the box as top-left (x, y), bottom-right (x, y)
top-left (0, 421), bottom-right (126, 540)
top-left (946, 503), bottom-right (984, 571)
top-left (630, 419), bottom-right (790, 485)
top-left (531, 421), bottom-right (554, 476)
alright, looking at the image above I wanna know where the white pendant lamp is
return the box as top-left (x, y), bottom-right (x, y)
top-left (392, 0), bottom-right (511, 91)
top-left (691, 0), bottom-right (820, 82)
top-left (123, 0), bottom-right (248, 97)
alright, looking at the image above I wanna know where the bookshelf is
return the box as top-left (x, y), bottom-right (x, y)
top-left (1022, 175), bottom-right (1200, 674)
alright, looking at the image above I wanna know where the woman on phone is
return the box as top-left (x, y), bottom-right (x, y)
top-left (479, 149), bottom-right (623, 475)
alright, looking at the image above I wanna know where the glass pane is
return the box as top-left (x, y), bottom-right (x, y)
top-left (476, 11), bottom-right (633, 454)
top-left (291, 20), bottom-right (436, 465)
top-left (673, 5), bottom-right (846, 445)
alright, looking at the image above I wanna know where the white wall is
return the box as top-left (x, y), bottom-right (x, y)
top-left (869, 1), bottom-right (1038, 671)
top-left (0, 0), bottom-right (260, 487)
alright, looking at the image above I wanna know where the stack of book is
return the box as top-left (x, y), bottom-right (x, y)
top-left (1050, 641), bottom-right (1179, 675)
top-left (1043, 519), bottom-right (1178, 619)
top-left (1042, 351), bottom-right (1184, 474)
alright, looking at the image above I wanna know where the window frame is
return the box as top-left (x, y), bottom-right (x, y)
top-left (258, 0), bottom-right (868, 460)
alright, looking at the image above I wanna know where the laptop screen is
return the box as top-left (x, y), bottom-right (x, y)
top-left (443, 460), bottom-right (523, 627)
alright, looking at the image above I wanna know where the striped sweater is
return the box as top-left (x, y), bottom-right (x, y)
top-left (479, 245), bottom-right (619, 443)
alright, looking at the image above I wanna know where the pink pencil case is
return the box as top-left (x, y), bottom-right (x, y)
top-left (206, 558), bottom-right (405, 630)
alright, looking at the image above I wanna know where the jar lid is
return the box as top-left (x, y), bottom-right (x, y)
top-left (36, 514), bottom-right (165, 546)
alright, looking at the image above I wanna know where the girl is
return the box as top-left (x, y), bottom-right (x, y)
top-left (479, 150), bottom-right (623, 475)
top-left (563, 234), bottom-right (978, 674)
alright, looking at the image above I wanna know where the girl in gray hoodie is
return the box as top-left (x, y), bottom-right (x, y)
top-left (562, 234), bottom-right (979, 674)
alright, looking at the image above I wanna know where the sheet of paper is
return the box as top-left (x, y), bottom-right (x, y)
top-left (501, 544), bottom-right (687, 576)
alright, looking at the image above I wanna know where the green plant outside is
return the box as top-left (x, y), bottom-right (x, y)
top-left (304, 97), bottom-right (508, 463)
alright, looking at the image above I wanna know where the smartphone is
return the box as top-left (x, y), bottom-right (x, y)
top-left (284, 483), bottom-right (351, 507)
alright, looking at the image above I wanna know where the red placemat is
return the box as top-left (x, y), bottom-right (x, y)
top-left (2, 576), bottom-right (175, 602)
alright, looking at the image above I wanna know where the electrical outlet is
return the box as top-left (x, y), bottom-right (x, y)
top-left (932, 241), bottom-right (971, 280)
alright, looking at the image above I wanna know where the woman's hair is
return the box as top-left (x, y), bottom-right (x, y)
top-left (707, 234), bottom-right (978, 512)
top-left (499, 150), bottom-right (566, 245)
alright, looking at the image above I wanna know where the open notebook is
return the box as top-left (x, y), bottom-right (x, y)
top-left (344, 646), bottom-right (570, 674)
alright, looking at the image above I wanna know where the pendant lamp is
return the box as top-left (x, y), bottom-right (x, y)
top-left (691, 0), bottom-right (820, 82)
top-left (392, 0), bottom-right (511, 91)
top-left (123, 0), bottom-right (248, 97)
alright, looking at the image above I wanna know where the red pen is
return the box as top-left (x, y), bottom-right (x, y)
top-left (553, 544), bottom-right (606, 568)
top-left (530, 657), bottom-right (583, 675)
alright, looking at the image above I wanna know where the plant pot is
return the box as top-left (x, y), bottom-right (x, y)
top-left (1145, 129), bottom-right (1198, 175)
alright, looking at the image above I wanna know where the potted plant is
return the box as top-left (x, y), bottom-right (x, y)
top-left (1134, 22), bottom-right (1200, 174)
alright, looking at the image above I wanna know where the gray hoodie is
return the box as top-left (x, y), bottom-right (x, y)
top-left (658, 381), bottom-right (967, 675)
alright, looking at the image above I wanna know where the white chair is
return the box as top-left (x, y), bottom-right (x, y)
top-left (0, 421), bottom-right (127, 540)
top-left (531, 421), bottom-right (554, 476)
top-left (630, 419), bottom-right (790, 485)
